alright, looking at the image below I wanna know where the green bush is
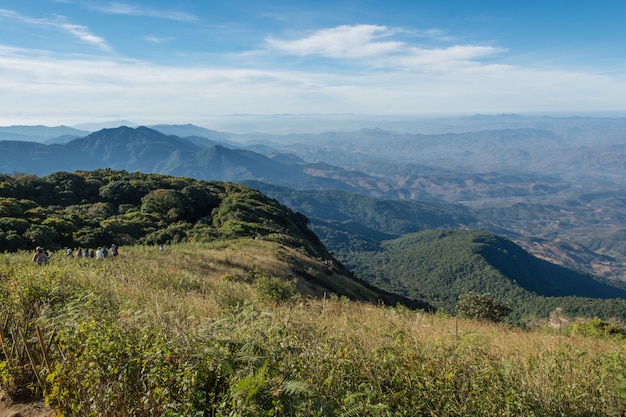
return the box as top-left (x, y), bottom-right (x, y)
top-left (457, 292), bottom-right (512, 323)
top-left (255, 276), bottom-right (296, 303)
top-left (567, 319), bottom-right (626, 339)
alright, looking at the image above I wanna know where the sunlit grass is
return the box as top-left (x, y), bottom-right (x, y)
top-left (1, 240), bottom-right (625, 416)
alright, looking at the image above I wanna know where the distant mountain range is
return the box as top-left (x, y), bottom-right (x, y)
top-left (0, 125), bottom-right (89, 144)
top-left (3, 119), bottom-right (626, 321)
top-left (0, 126), bottom-right (309, 184)
top-left (0, 125), bottom-right (441, 193)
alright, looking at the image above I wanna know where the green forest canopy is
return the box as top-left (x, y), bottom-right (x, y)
top-left (0, 170), bottom-right (322, 256)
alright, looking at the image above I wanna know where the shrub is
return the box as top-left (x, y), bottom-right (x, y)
top-left (255, 276), bottom-right (296, 303)
top-left (457, 292), bottom-right (512, 323)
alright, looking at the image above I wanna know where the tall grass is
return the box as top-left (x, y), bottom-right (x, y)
top-left (1, 240), bottom-right (625, 416)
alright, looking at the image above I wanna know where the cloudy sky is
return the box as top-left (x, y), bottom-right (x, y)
top-left (2, 0), bottom-right (626, 127)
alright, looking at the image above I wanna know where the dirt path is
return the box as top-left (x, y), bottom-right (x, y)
top-left (0, 391), bottom-right (54, 417)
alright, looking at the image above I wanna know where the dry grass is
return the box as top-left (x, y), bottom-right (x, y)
top-left (2, 241), bottom-right (626, 416)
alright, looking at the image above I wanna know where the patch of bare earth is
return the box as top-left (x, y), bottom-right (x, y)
top-left (0, 391), bottom-right (54, 417)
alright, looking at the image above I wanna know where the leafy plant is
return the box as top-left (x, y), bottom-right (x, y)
top-left (255, 276), bottom-right (296, 303)
top-left (457, 292), bottom-right (512, 323)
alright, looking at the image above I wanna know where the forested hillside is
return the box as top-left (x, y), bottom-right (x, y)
top-left (0, 169), bottom-right (318, 253)
top-left (349, 229), bottom-right (626, 323)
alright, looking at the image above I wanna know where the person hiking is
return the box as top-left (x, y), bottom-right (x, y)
top-left (32, 246), bottom-right (50, 265)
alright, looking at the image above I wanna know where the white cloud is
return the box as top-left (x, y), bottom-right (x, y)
top-left (0, 8), bottom-right (111, 52)
top-left (266, 25), bottom-right (404, 59)
top-left (89, 2), bottom-right (198, 22)
top-left (58, 22), bottom-right (112, 52)
top-left (1, 20), bottom-right (626, 126)
top-left (394, 45), bottom-right (507, 71)
top-left (144, 35), bottom-right (173, 44)
top-left (265, 24), bottom-right (506, 73)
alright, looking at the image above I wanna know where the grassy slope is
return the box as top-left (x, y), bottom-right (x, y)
top-left (1, 241), bottom-right (626, 416)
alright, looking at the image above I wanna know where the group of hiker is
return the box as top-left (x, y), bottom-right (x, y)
top-left (33, 244), bottom-right (119, 265)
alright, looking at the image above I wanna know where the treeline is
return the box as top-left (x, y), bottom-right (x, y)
top-left (0, 169), bottom-right (323, 256)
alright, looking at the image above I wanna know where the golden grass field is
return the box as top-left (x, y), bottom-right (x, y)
top-left (1, 240), bottom-right (625, 416)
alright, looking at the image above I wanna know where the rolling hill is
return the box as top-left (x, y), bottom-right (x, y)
top-left (349, 229), bottom-right (626, 323)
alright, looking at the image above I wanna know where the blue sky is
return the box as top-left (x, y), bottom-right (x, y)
top-left (2, 0), bottom-right (626, 127)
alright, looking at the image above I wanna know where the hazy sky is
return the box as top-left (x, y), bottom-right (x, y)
top-left (2, 0), bottom-right (626, 126)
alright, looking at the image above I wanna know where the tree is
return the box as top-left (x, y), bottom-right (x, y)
top-left (42, 217), bottom-right (77, 247)
top-left (99, 180), bottom-right (143, 206)
top-left (141, 189), bottom-right (191, 221)
top-left (181, 185), bottom-right (220, 220)
top-left (24, 224), bottom-right (58, 250)
top-left (457, 292), bottom-right (512, 323)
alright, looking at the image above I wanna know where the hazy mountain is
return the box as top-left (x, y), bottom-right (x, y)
top-left (44, 134), bottom-right (85, 145)
top-left (0, 125), bottom-right (89, 143)
top-left (69, 126), bottom-right (203, 170)
top-left (0, 126), bottom-right (313, 184)
top-left (259, 127), bottom-right (616, 173)
top-left (149, 123), bottom-right (234, 142)
top-left (243, 181), bottom-right (478, 252)
top-left (154, 144), bottom-right (311, 183)
top-left (72, 120), bottom-right (139, 131)
top-left (198, 113), bottom-right (626, 135)
top-left (178, 135), bottom-right (231, 149)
